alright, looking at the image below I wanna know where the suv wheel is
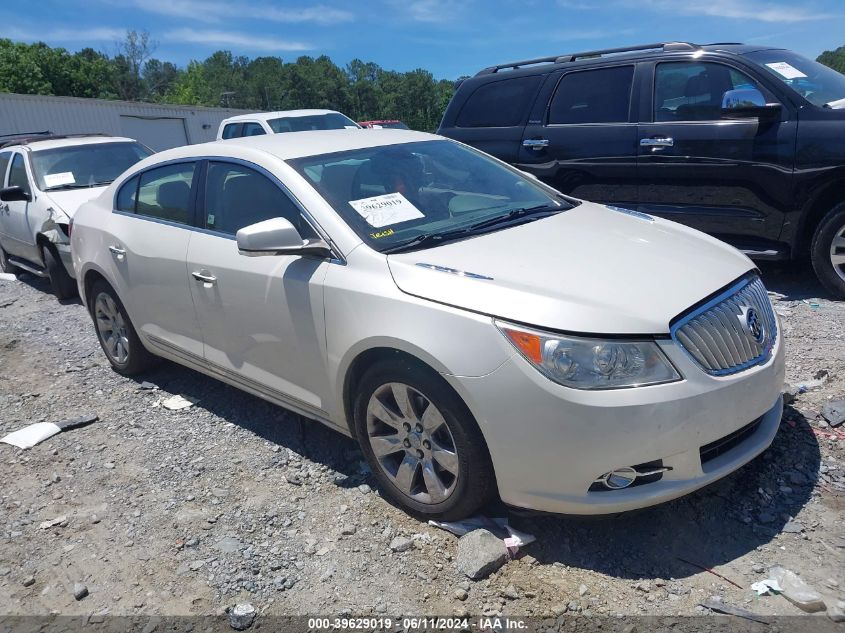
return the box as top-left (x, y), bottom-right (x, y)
top-left (811, 202), bottom-right (845, 299)
top-left (42, 245), bottom-right (77, 300)
top-left (0, 245), bottom-right (18, 275)
top-left (353, 358), bottom-right (495, 520)
top-left (89, 281), bottom-right (158, 375)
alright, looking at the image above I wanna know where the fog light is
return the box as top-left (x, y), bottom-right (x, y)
top-left (598, 467), bottom-right (638, 490)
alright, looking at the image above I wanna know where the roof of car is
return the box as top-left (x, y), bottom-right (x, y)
top-left (2, 134), bottom-right (137, 152)
top-left (145, 129), bottom-right (439, 165)
top-left (222, 109), bottom-right (347, 124)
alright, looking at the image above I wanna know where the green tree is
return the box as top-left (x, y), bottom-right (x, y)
top-left (818, 45), bottom-right (845, 74)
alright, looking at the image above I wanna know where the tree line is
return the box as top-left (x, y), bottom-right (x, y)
top-left (3, 31), bottom-right (844, 132)
top-left (0, 31), bottom-right (455, 132)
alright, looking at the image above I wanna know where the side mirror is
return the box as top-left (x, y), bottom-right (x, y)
top-left (721, 88), bottom-right (781, 119)
top-left (236, 217), bottom-right (332, 258)
top-left (0, 186), bottom-right (31, 202)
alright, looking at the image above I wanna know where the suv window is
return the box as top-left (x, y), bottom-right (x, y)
top-left (8, 154), bottom-right (30, 193)
top-left (654, 61), bottom-right (761, 122)
top-left (222, 123), bottom-right (242, 139)
top-left (0, 151), bottom-right (11, 186)
top-left (204, 162), bottom-right (315, 237)
top-left (135, 163), bottom-right (196, 224)
top-left (241, 123), bottom-right (266, 137)
top-left (548, 66), bottom-right (634, 125)
top-left (456, 76), bottom-right (543, 128)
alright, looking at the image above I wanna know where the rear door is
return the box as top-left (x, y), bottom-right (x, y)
top-left (636, 59), bottom-right (795, 247)
top-left (439, 74), bottom-right (545, 164)
top-left (517, 64), bottom-right (639, 205)
top-left (106, 161), bottom-right (204, 359)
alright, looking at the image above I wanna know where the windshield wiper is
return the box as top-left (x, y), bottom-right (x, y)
top-left (44, 180), bottom-right (112, 191)
top-left (382, 204), bottom-right (564, 254)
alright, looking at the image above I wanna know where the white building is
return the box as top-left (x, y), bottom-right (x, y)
top-left (0, 93), bottom-right (252, 151)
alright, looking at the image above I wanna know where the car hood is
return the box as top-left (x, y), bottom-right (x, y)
top-left (386, 202), bottom-right (755, 334)
top-left (43, 187), bottom-right (108, 218)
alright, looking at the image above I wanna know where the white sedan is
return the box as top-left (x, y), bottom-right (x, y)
top-left (71, 129), bottom-right (784, 519)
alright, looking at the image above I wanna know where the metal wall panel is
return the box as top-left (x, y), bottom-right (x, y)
top-left (0, 93), bottom-right (252, 148)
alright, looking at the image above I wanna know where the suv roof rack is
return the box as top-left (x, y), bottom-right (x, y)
top-left (0, 132), bottom-right (112, 150)
top-left (475, 42), bottom-right (699, 76)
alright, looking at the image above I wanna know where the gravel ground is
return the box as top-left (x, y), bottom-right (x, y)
top-left (0, 262), bottom-right (843, 625)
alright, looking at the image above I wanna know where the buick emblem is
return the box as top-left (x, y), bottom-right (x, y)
top-left (744, 307), bottom-right (765, 344)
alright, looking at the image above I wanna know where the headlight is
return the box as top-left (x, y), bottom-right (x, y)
top-left (496, 321), bottom-right (681, 390)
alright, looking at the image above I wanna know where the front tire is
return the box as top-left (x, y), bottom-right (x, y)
top-left (0, 244), bottom-right (18, 275)
top-left (353, 358), bottom-right (496, 520)
top-left (43, 245), bottom-right (77, 300)
top-left (89, 281), bottom-right (158, 375)
top-left (811, 202), bottom-right (845, 299)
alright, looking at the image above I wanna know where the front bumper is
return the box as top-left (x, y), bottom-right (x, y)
top-left (447, 331), bottom-right (785, 515)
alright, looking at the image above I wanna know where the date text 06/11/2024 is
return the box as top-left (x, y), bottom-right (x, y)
top-left (307, 617), bottom-right (529, 630)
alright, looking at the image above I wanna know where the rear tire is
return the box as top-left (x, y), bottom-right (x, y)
top-left (89, 281), bottom-right (158, 375)
top-left (43, 245), bottom-right (77, 300)
top-left (810, 202), bottom-right (845, 299)
top-left (352, 357), bottom-right (496, 520)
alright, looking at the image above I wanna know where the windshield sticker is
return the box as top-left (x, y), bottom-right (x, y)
top-left (370, 228), bottom-right (395, 239)
top-left (43, 172), bottom-right (75, 187)
top-left (348, 192), bottom-right (424, 228)
top-left (765, 62), bottom-right (807, 79)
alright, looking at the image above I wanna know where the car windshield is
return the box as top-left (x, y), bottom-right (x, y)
top-left (31, 141), bottom-right (151, 191)
top-left (745, 49), bottom-right (845, 108)
top-left (289, 139), bottom-right (572, 252)
top-left (268, 113), bottom-right (360, 133)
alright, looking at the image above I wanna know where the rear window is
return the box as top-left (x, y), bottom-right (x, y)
top-left (268, 113), bottom-right (359, 133)
top-left (455, 76), bottom-right (543, 128)
top-left (548, 66), bottom-right (634, 124)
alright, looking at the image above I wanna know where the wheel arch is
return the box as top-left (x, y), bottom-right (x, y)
top-left (797, 176), bottom-right (845, 257)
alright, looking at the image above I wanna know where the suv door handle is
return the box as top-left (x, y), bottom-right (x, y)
top-left (640, 137), bottom-right (674, 148)
top-left (522, 138), bottom-right (550, 149)
top-left (191, 271), bottom-right (217, 285)
top-left (108, 245), bottom-right (126, 259)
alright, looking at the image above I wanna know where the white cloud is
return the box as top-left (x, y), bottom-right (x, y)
top-left (384, 0), bottom-right (470, 23)
top-left (558, 0), bottom-right (831, 23)
top-left (123, 0), bottom-right (353, 25)
top-left (6, 26), bottom-right (126, 43)
top-left (165, 28), bottom-right (312, 51)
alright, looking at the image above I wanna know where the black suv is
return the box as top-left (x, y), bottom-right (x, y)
top-left (438, 42), bottom-right (845, 298)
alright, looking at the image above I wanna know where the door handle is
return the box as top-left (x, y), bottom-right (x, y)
top-left (108, 245), bottom-right (126, 259)
top-left (522, 138), bottom-right (550, 149)
top-left (191, 271), bottom-right (217, 285)
top-left (640, 137), bottom-right (674, 148)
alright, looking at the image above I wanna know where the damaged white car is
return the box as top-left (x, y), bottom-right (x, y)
top-left (0, 134), bottom-right (150, 298)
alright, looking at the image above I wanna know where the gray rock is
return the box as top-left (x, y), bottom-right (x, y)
top-left (228, 603), bottom-right (256, 630)
top-left (72, 583), bottom-right (89, 600)
top-left (215, 536), bottom-right (243, 554)
top-left (769, 566), bottom-right (826, 613)
top-left (502, 584), bottom-right (519, 600)
top-left (389, 536), bottom-right (414, 553)
top-left (752, 563), bottom-right (765, 574)
top-left (358, 484), bottom-right (372, 494)
top-left (21, 575), bottom-right (35, 587)
top-left (340, 525), bottom-right (357, 536)
top-left (456, 529), bottom-right (509, 580)
top-left (829, 601), bottom-right (845, 623)
top-left (578, 583), bottom-right (589, 596)
top-left (822, 400), bottom-right (845, 427)
top-left (782, 521), bottom-right (803, 534)
top-left (454, 588), bottom-right (468, 601)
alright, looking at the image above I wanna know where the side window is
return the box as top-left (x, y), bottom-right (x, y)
top-left (0, 152), bottom-right (11, 186)
top-left (548, 66), bottom-right (634, 125)
top-left (241, 123), bottom-right (266, 137)
top-left (8, 154), bottom-right (30, 193)
top-left (456, 76), bottom-right (543, 128)
top-left (204, 162), bottom-right (316, 237)
top-left (222, 123), bottom-right (242, 139)
top-left (654, 62), bottom-right (764, 122)
top-left (135, 163), bottom-right (196, 224)
top-left (115, 175), bottom-right (140, 212)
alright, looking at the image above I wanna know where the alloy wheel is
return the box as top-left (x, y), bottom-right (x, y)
top-left (366, 382), bottom-right (460, 504)
top-left (831, 221), bottom-right (845, 283)
top-left (94, 292), bottom-right (130, 364)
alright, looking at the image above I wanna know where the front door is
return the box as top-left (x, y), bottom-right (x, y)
top-left (1, 152), bottom-right (38, 260)
top-left (106, 161), bottom-right (204, 359)
top-left (186, 160), bottom-right (331, 413)
top-left (636, 60), bottom-right (795, 247)
top-left (518, 64), bottom-right (639, 206)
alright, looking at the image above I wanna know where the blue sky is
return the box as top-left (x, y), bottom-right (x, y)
top-left (2, 0), bottom-right (844, 79)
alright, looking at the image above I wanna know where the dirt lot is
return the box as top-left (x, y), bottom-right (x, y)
top-left (0, 262), bottom-right (843, 626)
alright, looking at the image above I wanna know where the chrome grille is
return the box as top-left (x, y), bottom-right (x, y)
top-left (671, 276), bottom-right (777, 376)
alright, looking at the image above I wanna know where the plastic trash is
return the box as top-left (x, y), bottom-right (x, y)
top-left (768, 565), bottom-right (826, 613)
top-left (428, 516), bottom-right (536, 553)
